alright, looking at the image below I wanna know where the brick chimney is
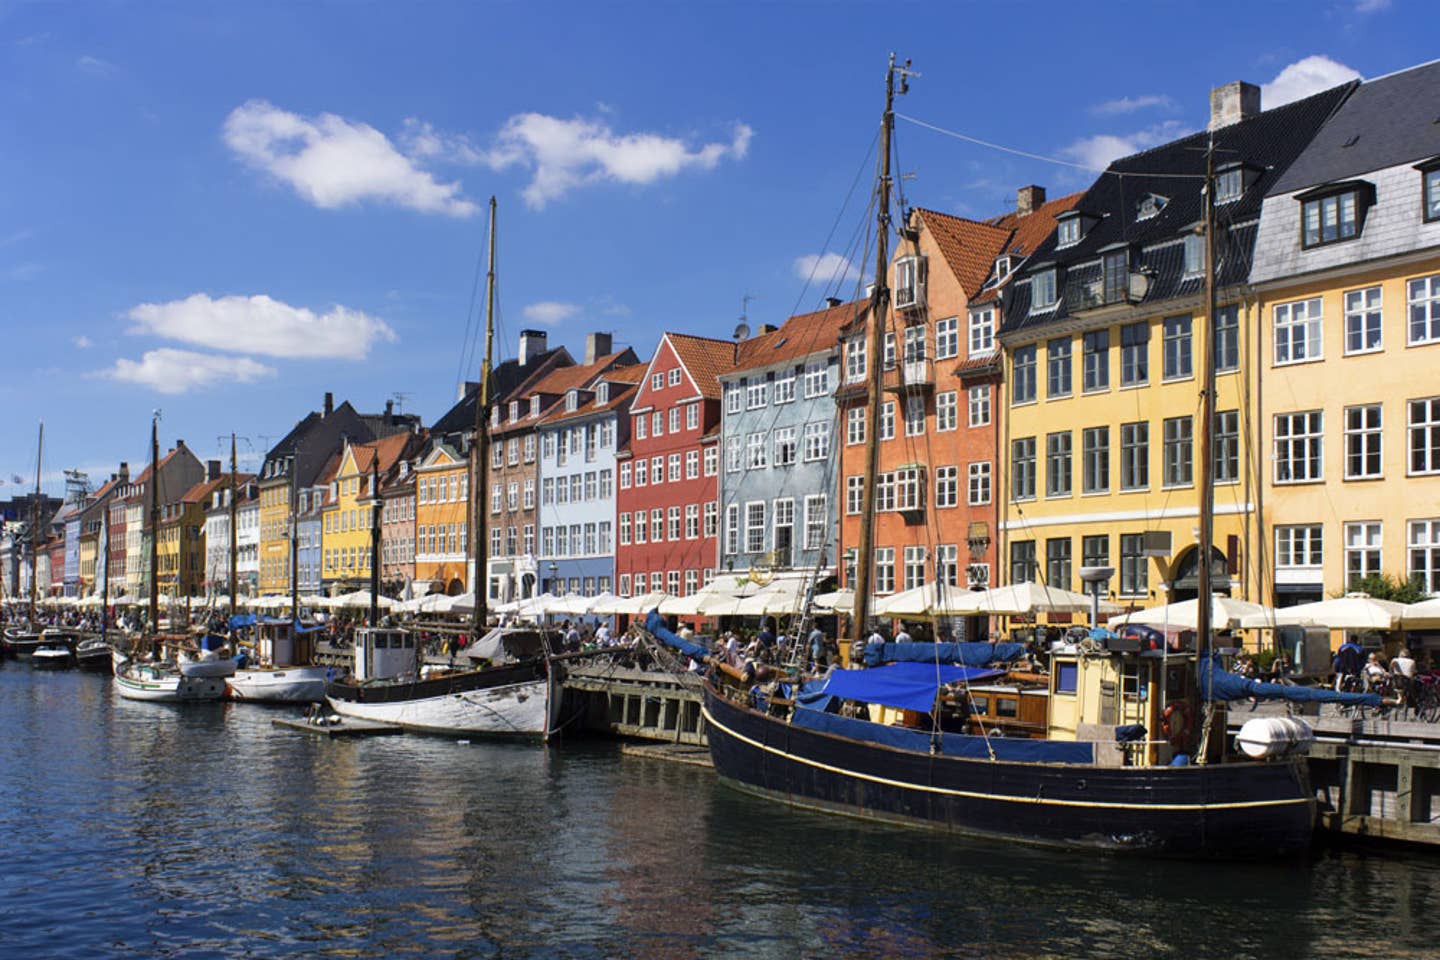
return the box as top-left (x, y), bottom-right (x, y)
top-left (384, 399), bottom-right (394, 418)
top-left (584, 332), bottom-right (612, 364)
top-left (118, 462), bottom-right (129, 483)
top-left (1017, 185), bottom-right (1046, 217)
top-left (1209, 81), bottom-right (1260, 131)
top-left (519, 329), bottom-right (548, 366)
top-left (323, 392), bottom-right (334, 416)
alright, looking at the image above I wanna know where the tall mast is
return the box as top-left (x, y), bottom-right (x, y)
top-left (289, 454), bottom-right (299, 623)
top-left (850, 55), bottom-right (903, 645)
top-left (229, 433), bottom-right (238, 620)
top-left (470, 196), bottom-right (497, 636)
top-left (148, 413), bottom-right (159, 632)
top-left (369, 455), bottom-right (381, 627)
top-left (101, 497), bottom-right (110, 639)
top-left (30, 422), bottom-right (42, 616)
top-left (1196, 137), bottom-right (1218, 658)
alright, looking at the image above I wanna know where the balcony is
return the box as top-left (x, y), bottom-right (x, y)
top-left (1069, 271), bottom-right (1150, 313)
top-left (883, 358), bottom-right (935, 393)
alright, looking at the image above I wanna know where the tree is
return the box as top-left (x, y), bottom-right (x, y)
top-left (1341, 572), bottom-right (1430, 604)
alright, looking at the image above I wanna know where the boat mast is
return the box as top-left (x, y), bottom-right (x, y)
top-left (469, 196), bottom-right (497, 637)
top-left (369, 455), bottom-right (381, 628)
top-left (1196, 138), bottom-right (1218, 658)
top-left (850, 55), bottom-right (903, 646)
top-left (30, 421), bottom-right (41, 618)
top-left (229, 432), bottom-right (239, 621)
top-left (148, 412), bottom-right (160, 634)
top-left (101, 497), bottom-right (110, 640)
top-left (289, 454), bottom-right (299, 624)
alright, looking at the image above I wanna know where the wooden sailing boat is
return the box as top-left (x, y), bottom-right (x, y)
top-left (2, 424), bottom-right (49, 659)
top-left (324, 197), bottom-right (563, 738)
top-left (692, 55), bottom-right (1384, 858)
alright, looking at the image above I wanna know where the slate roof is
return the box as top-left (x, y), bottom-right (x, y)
top-left (490, 349), bottom-right (641, 437)
top-left (1271, 59), bottom-right (1440, 195)
top-left (1000, 82), bottom-right (1355, 337)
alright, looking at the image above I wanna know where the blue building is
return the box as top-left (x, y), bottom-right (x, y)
top-left (717, 301), bottom-right (853, 578)
top-left (536, 365), bottom-right (644, 597)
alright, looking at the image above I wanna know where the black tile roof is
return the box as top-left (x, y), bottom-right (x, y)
top-left (1271, 59), bottom-right (1440, 195)
top-left (1000, 82), bottom-right (1354, 338)
top-left (430, 347), bottom-right (567, 438)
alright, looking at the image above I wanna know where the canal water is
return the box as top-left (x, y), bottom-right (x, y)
top-left (0, 666), bottom-right (1435, 959)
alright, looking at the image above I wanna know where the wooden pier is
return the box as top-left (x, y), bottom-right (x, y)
top-left (563, 664), bottom-right (708, 746)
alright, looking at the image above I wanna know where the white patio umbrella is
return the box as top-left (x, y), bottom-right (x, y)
top-left (607, 591), bottom-right (671, 615)
top-left (547, 593), bottom-right (598, 616)
top-left (952, 582), bottom-right (1121, 617)
top-left (734, 579), bottom-right (811, 617)
top-left (873, 582), bottom-right (976, 617)
top-left (811, 588), bottom-right (856, 613)
top-left (585, 591), bottom-right (620, 615)
top-left (1401, 596), bottom-right (1440, 628)
top-left (1240, 592), bottom-right (1408, 630)
top-left (1107, 596), bottom-right (1273, 631)
top-left (516, 593), bottom-right (557, 617)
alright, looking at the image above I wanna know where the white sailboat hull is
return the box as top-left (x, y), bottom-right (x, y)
top-left (228, 666), bottom-right (332, 703)
top-left (112, 651), bottom-right (228, 702)
top-left (326, 674), bottom-right (558, 738)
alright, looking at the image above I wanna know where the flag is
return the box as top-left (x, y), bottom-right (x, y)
top-left (11, 474), bottom-right (22, 485)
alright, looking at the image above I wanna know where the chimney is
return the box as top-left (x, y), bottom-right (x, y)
top-left (206, 460), bottom-right (221, 481)
top-left (1209, 81), bottom-right (1260, 131)
top-left (118, 462), bottom-right (129, 483)
top-left (825, 297), bottom-right (842, 308)
top-left (1016, 185), bottom-right (1046, 217)
top-left (584, 332), bottom-right (612, 364)
top-left (756, 323), bottom-right (778, 336)
top-left (519, 329), bottom-right (548, 366)
top-left (384, 399), bottom-right (394, 418)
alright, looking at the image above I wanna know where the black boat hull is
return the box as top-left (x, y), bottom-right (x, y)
top-left (702, 684), bottom-right (1314, 859)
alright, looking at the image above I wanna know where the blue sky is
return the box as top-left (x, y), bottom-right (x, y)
top-left (0, 0), bottom-right (1430, 495)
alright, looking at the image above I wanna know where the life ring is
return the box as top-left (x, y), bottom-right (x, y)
top-left (1162, 700), bottom-right (1193, 747)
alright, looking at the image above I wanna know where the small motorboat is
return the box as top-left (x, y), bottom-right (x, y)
top-left (31, 643), bottom-right (75, 670)
top-left (75, 636), bottom-right (114, 674)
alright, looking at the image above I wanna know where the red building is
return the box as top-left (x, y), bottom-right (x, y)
top-left (614, 333), bottom-right (734, 599)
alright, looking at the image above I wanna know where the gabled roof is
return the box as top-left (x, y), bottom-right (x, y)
top-left (915, 209), bottom-right (1014, 296)
top-left (492, 349), bottom-right (642, 435)
top-left (987, 191), bottom-right (1086, 259)
top-left (661, 332), bottom-right (743, 400)
top-left (430, 347), bottom-right (574, 438)
top-left (1271, 60), bottom-right (1439, 194)
top-left (180, 475), bottom-right (234, 506)
top-left (726, 299), bottom-right (863, 376)
top-left (536, 381), bottom-right (640, 428)
top-left (348, 431), bottom-right (417, 477)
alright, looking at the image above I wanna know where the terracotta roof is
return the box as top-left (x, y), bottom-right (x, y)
top-left (664, 332), bottom-right (743, 400)
top-left (915, 209), bottom-right (1013, 297)
top-left (728, 299), bottom-right (863, 374)
top-left (131, 446), bottom-right (186, 486)
top-left (350, 430), bottom-right (418, 476)
top-left (599, 363), bottom-right (649, 385)
top-left (989, 191), bottom-right (1085, 258)
top-left (493, 350), bottom-right (642, 435)
top-left (536, 382), bottom-right (640, 428)
top-left (180, 475), bottom-right (237, 505)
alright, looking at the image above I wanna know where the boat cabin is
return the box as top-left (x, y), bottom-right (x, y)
top-left (955, 683), bottom-right (1048, 738)
top-left (254, 618), bottom-right (314, 667)
top-left (353, 627), bottom-right (416, 681)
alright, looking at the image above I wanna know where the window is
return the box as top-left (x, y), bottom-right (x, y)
top-left (1345, 522), bottom-right (1382, 588)
top-left (1216, 166), bottom-right (1243, 203)
top-left (633, 459), bottom-right (647, 487)
top-left (1409, 519), bottom-right (1440, 594)
top-left (1010, 540), bottom-right (1036, 585)
top-left (668, 454), bottom-right (681, 482)
top-left (1274, 297), bottom-right (1322, 364)
top-left (936, 317), bottom-right (959, 359)
top-left (968, 461), bottom-right (991, 506)
top-left (968, 386), bottom-right (991, 427)
top-left (1046, 431), bottom-right (1072, 497)
top-left (650, 508), bottom-right (663, 542)
top-left (845, 336), bottom-right (867, 383)
top-left (1120, 422), bottom-right (1149, 490)
top-left (725, 437), bottom-right (741, 472)
top-left (1214, 305), bottom-right (1239, 373)
top-left (846, 407), bottom-right (866, 446)
top-left (490, 483), bottom-right (502, 514)
top-left (879, 401), bottom-right (895, 440)
top-left (1411, 398), bottom-right (1440, 475)
top-left (745, 502), bottom-right (766, 554)
top-left (1345, 404), bottom-right (1383, 480)
top-left (846, 476), bottom-right (864, 515)
top-left (1276, 525), bottom-right (1323, 569)
top-left (893, 466), bottom-right (924, 512)
top-left (667, 506), bottom-right (681, 541)
top-left (803, 495), bottom-right (826, 550)
top-left (902, 546), bottom-right (926, 591)
top-left (1119, 534), bottom-right (1147, 597)
top-left (1057, 216), bottom-right (1080, 247)
top-left (704, 446), bottom-right (718, 476)
top-left (1162, 315), bottom-right (1192, 380)
top-left (669, 407), bottom-right (680, 434)
top-left (668, 368), bottom-right (681, 387)
top-left (635, 415), bottom-right (647, 440)
top-left (1409, 274), bottom-right (1440, 345)
top-left (746, 432), bottom-right (768, 469)
top-left (874, 547), bottom-right (896, 594)
top-left (523, 478), bottom-right (535, 509)
top-left (746, 378), bottom-right (769, 410)
top-left (895, 256), bottom-right (925, 307)
top-left (1301, 189), bottom-right (1361, 247)
top-left (1082, 330), bottom-right (1109, 392)
top-left (724, 504), bottom-right (739, 554)
top-left (1012, 345), bottom-right (1036, 404)
top-left (803, 362), bottom-right (829, 398)
top-left (1183, 234), bottom-right (1204, 277)
top-left (803, 421), bottom-right (830, 461)
top-left (1120, 323), bottom-right (1148, 386)
top-left (1214, 410), bottom-right (1240, 484)
top-left (651, 457), bottom-right (663, 484)
top-left (773, 426), bottom-right (798, 466)
top-left (618, 513), bottom-right (631, 546)
top-left (1031, 269), bottom-right (1057, 310)
top-left (772, 498), bottom-right (794, 558)
top-left (969, 308), bottom-right (994, 354)
top-left (685, 450), bottom-right (698, 479)
top-left (903, 396), bottom-right (924, 437)
top-left (704, 501), bottom-right (717, 538)
top-left (775, 372), bottom-right (796, 405)
top-left (685, 404), bottom-right (698, 431)
top-left (1425, 166), bottom-right (1440, 221)
top-left (1345, 287), bottom-right (1383, 354)
top-left (936, 391), bottom-right (957, 432)
top-left (1047, 337), bottom-right (1072, 398)
top-left (492, 444), bottom-right (503, 469)
top-left (1046, 538), bottom-right (1071, 590)
top-left (652, 372), bottom-right (664, 391)
top-left (507, 439), bottom-right (520, 465)
top-left (652, 411), bottom-right (663, 436)
top-left (936, 466), bottom-right (958, 508)
top-left (1011, 437), bottom-right (1036, 500)
top-left (1082, 535), bottom-right (1109, 571)
top-left (565, 390), bottom-right (579, 413)
top-left (1082, 426), bottom-right (1109, 494)
top-left (725, 384), bottom-right (742, 414)
top-left (1162, 416), bottom-right (1193, 488)
top-left (1274, 411), bottom-right (1323, 483)
top-left (1103, 248), bottom-right (1130, 303)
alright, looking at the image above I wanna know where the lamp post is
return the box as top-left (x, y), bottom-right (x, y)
top-left (1079, 565), bottom-right (1115, 632)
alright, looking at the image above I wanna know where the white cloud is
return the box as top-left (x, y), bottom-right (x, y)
top-left (522, 301), bottom-right (582, 326)
top-left (1355, 0), bottom-right (1390, 13)
top-left (124, 293), bottom-right (397, 361)
top-left (223, 100), bottom-right (478, 217)
top-left (1090, 94), bottom-right (1177, 116)
top-left (96, 349), bottom-right (276, 394)
top-left (72, 335), bottom-right (93, 348)
top-left (1059, 121), bottom-right (1188, 171)
top-left (484, 113), bottom-right (753, 208)
top-left (794, 252), bottom-right (860, 288)
top-left (1262, 55), bottom-right (1362, 109)
top-left (76, 55), bottom-right (115, 75)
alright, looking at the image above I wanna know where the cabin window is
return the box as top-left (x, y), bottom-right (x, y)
top-left (970, 694), bottom-right (990, 715)
top-left (1121, 663), bottom-right (1146, 701)
top-left (1056, 662), bottom-right (1078, 695)
top-left (996, 697), bottom-right (1019, 719)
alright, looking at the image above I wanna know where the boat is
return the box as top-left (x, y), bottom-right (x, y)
top-left (690, 56), bottom-right (1379, 859)
top-left (75, 635), bottom-right (114, 673)
top-left (31, 642), bottom-right (74, 670)
top-left (5, 424), bottom-right (47, 661)
top-left (2, 628), bottom-right (46, 660)
top-left (227, 618), bottom-right (331, 703)
top-left (112, 648), bottom-right (228, 701)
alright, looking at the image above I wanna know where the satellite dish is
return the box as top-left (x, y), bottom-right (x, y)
top-left (733, 322), bottom-right (750, 341)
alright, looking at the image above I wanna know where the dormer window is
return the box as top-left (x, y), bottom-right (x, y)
top-left (1030, 268), bottom-right (1058, 311)
top-left (994, 255), bottom-right (1012, 278)
top-left (1183, 234), bottom-right (1204, 277)
top-left (508, 401), bottom-right (519, 421)
top-left (1418, 158), bottom-right (1440, 223)
top-left (1056, 214), bottom-right (1081, 248)
top-left (895, 256), bottom-right (927, 309)
top-left (596, 382), bottom-right (610, 404)
top-left (1137, 194), bottom-right (1168, 221)
top-left (490, 406), bottom-right (500, 427)
top-left (1298, 181), bottom-right (1373, 249)
top-left (529, 396), bottom-right (540, 417)
top-left (1215, 167), bottom-right (1244, 204)
top-left (565, 389), bottom-right (578, 412)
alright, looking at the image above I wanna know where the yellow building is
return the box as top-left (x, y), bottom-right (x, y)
top-left (1247, 62), bottom-right (1440, 605)
top-left (258, 471), bottom-right (291, 594)
top-left (997, 82), bottom-right (1349, 612)
top-left (321, 434), bottom-right (419, 593)
top-left (413, 443), bottom-right (470, 596)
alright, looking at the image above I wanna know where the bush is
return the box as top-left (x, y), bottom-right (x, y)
top-left (1340, 573), bottom-right (1429, 605)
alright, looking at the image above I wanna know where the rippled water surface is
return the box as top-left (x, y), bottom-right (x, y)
top-left (1, 665), bottom-right (1437, 958)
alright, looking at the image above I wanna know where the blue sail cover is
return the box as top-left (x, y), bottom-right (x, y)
top-left (790, 707), bottom-right (1095, 763)
top-left (1198, 656), bottom-right (1381, 707)
top-left (228, 614), bottom-right (257, 630)
top-left (864, 641), bottom-right (1027, 668)
top-left (645, 610), bottom-right (711, 662)
top-left (818, 662), bottom-right (1005, 713)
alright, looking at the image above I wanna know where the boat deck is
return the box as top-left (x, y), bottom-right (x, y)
top-left (271, 715), bottom-right (403, 738)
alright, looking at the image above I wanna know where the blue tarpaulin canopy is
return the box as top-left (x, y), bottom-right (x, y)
top-left (818, 662), bottom-right (1005, 713)
top-left (645, 610), bottom-right (711, 661)
top-left (865, 641), bottom-right (1027, 668)
top-left (1198, 656), bottom-right (1381, 707)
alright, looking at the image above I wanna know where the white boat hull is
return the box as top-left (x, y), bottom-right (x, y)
top-left (113, 651), bottom-right (227, 702)
top-left (326, 674), bottom-right (558, 738)
top-left (228, 666), bottom-right (332, 703)
top-left (178, 658), bottom-right (237, 678)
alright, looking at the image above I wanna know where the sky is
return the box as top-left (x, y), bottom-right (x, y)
top-left (0, 0), bottom-right (1432, 496)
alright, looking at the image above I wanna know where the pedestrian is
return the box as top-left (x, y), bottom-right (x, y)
top-left (808, 623), bottom-right (827, 668)
top-left (895, 622), bottom-right (913, 644)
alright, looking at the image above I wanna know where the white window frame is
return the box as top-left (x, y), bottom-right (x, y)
top-left (1410, 274), bottom-right (1440, 346)
top-left (1409, 397), bottom-right (1440, 476)
top-left (968, 385), bottom-right (991, 427)
top-left (1344, 286), bottom-right (1383, 355)
top-left (936, 390), bottom-right (957, 432)
top-left (936, 317), bottom-right (959, 360)
top-left (935, 465), bottom-right (958, 508)
top-left (1274, 410), bottom-right (1324, 484)
top-left (968, 308), bottom-right (995, 355)
top-left (1273, 297), bottom-right (1323, 365)
top-left (968, 461), bottom-right (991, 506)
top-left (1344, 404), bottom-right (1383, 480)
top-left (1344, 521), bottom-right (1382, 588)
